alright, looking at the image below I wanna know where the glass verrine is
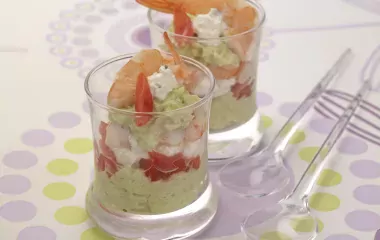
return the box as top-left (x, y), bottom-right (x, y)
top-left (147, 0), bottom-right (266, 161)
top-left (85, 53), bottom-right (218, 240)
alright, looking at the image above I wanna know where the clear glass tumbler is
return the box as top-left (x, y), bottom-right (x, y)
top-left (84, 54), bottom-right (218, 240)
top-left (148, 1), bottom-right (266, 161)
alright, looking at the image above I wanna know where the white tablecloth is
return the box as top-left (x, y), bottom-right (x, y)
top-left (1, 0), bottom-right (380, 239)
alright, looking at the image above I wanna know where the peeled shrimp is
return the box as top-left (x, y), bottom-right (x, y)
top-left (136, 0), bottom-right (258, 61)
top-left (136, 0), bottom-right (225, 15)
top-left (105, 123), bottom-right (131, 149)
top-left (107, 49), bottom-right (163, 108)
top-left (136, 0), bottom-right (256, 35)
top-left (184, 112), bottom-right (206, 142)
top-left (163, 32), bottom-right (199, 89)
top-left (107, 33), bottom-right (196, 109)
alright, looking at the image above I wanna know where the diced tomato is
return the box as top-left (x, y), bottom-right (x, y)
top-left (189, 156), bottom-right (201, 170)
top-left (231, 82), bottom-right (253, 100)
top-left (144, 167), bottom-right (162, 182)
top-left (139, 158), bottom-right (153, 171)
top-left (99, 138), bottom-right (114, 158)
top-left (135, 73), bottom-right (153, 126)
top-left (139, 152), bottom-right (198, 182)
top-left (96, 154), bottom-right (107, 172)
top-left (207, 64), bottom-right (241, 80)
top-left (105, 156), bottom-right (118, 177)
top-left (149, 151), bottom-right (183, 172)
top-left (173, 158), bottom-right (187, 171)
top-left (99, 121), bottom-right (108, 138)
top-left (173, 6), bottom-right (195, 46)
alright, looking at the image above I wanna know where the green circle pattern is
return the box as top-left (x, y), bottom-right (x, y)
top-left (259, 231), bottom-right (291, 240)
top-left (309, 192), bottom-right (340, 212)
top-left (279, 123), bottom-right (306, 144)
top-left (47, 158), bottom-right (78, 176)
top-left (64, 138), bottom-right (93, 154)
top-left (55, 206), bottom-right (88, 225)
top-left (43, 182), bottom-right (76, 200)
top-left (317, 169), bottom-right (342, 187)
top-left (81, 227), bottom-right (114, 240)
top-left (291, 217), bottom-right (324, 232)
top-left (260, 115), bottom-right (273, 129)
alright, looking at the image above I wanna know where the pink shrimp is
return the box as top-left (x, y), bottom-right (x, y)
top-left (184, 112), bottom-right (206, 142)
top-left (107, 50), bottom-right (163, 109)
top-left (137, 0), bottom-right (258, 62)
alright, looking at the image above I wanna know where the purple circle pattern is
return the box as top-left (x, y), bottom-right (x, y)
top-left (75, 2), bottom-right (95, 12)
top-left (85, 15), bottom-right (103, 24)
top-left (100, 8), bottom-right (119, 15)
top-left (79, 48), bottom-right (99, 58)
top-left (256, 92), bottom-right (273, 107)
top-left (353, 185), bottom-right (380, 205)
top-left (105, 19), bottom-right (141, 53)
top-left (72, 37), bottom-right (92, 46)
top-left (345, 210), bottom-right (380, 231)
top-left (49, 21), bottom-right (70, 31)
top-left (48, 112), bottom-right (81, 128)
top-left (21, 129), bottom-right (55, 147)
top-left (0, 200), bottom-right (37, 222)
top-left (123, 1), bottom-right (139, 9)
top-left (73, 25), bottom-right (93, 34)
top-left (49, 46), bottom-right (72, 57)
top-left (60, 57), bottom-right (83, 69)
top-left (46, 33), bottom-right (67, 44)
top-left (350, 160), bottom-right (380, 179)
top-left (309, 117), bottom-right (335, 134)
top-left (337, 136), bottom-right (368, 155)
top-left (278, 102), bottom-right (300, 118)
top-left (2, 151), bottom-right (38, 169)
top-left (17, 226), bottom-right (57, 240)
top-left (0, 175), bottom-right (31, 194)
top-left (325, 234), bottom-right (359, 240)
top-left (59, 10), bottom-right (80, 20)
top-left (132, 26), bottom-right (151, 47)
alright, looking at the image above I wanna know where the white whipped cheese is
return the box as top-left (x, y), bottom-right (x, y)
top-left (183, 135), bottom-right (206, 158)
top-left (213, 78), bottom-right (236, 98)
top-left (193, 8), bottom-right (224, 45)
top-left (105, 123), bottom-right (130, 149)
top-left (156, 144), bottom-right (184, 157)
top-left (148, 65), bottom-right (179, 100)
top-left (156, 129), bottom-right (185, 156)
top-left (192, 75), bottom-right (236, 98)
top-left (112, 135), bottom-right (149, 166)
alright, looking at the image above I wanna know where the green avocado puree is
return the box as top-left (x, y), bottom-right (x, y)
top-left (109, 87), bottom-right (200, 150)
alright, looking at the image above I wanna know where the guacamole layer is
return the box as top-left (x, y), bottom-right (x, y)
top-left (209, 90), bottom-right (257, 132)
top-left (92, 159), bottom-right (208, 214)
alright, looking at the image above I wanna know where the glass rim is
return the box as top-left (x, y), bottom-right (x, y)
top-left (147, 0), bottom-right (266, 41)
top-left (84, 52), bottom-right (216, 116)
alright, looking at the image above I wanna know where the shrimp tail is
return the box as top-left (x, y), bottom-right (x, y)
top-left (163, 32), bottom-right (182, 64)
top-left (135, 0), bottom-right (178, 13)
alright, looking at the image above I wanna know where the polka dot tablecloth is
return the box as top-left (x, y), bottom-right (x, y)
top-left (1, 0), bottom-right (380, 239)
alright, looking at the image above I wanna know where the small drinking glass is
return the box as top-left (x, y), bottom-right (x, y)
top-left (84, 53), bottom-right (218, 240)
top-left (148, 0), bottom-right (266, 161)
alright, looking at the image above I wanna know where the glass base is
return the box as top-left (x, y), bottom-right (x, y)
top-left (208, 111), bottom-right (264, 162)
top-left (85, 181), bottom-right (218, 240)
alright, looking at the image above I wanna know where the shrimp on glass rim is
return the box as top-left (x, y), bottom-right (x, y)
top-left (143, 0), bottom-right (266, 160)
top-left (136, 0), bottom-right (261, 99)
top-left (106, 32), bottom-right (197, 122)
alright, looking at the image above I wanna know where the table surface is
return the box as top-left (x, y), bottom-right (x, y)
top-left (1, 0), bottom-right (380, 239)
